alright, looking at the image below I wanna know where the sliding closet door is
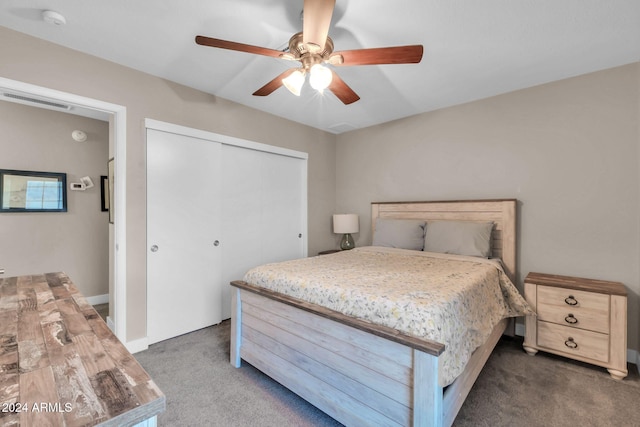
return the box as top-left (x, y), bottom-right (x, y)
top-left (220, 145), bottom-right (306, 319)
top-left (146, 129), bottom-right (222, 344)
top-left (220, 145), bottom-right (262, 320)
top-left (260, 151), bottom-right (305, 263)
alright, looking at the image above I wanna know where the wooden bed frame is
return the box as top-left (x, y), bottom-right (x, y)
top-left (230, 199), bottom-right (517, 427)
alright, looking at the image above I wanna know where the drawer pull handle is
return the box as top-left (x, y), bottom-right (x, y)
top-left (564, 314), bottom-right (578, 324)
top-left (565, 337), bottom-right (578, 349)
top-left (564, 295), bottom-right (578, 306)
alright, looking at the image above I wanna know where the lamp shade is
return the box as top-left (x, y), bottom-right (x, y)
top-left (333, 214), bottom-right (359, 234)
top-left (309, 64), bottom-right (333, 91)
top-left (282, 69), bottom-right (305, 96)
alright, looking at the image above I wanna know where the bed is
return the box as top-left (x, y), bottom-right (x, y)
top-left (230, 199), bottom-right (531, 426)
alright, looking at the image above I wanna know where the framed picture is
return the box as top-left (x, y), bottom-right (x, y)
top-left (100, 175), bottom-right (108, 212)
top-left (108, 158), bottom-right (114, 224)
top-left (0, 169), bottom-right (67, 212)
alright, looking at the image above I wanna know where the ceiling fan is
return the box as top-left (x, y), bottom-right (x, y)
top-left (195, 0), bottom-right (423, 105)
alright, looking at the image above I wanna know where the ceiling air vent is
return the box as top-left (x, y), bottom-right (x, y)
top-left (2, 92), bottom-right (72, 110)
top-left (328, 122), bottom-right (356, 134)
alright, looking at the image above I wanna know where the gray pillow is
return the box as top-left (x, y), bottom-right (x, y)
top-left (372, 218), bottom-right (426, 250)
top-left (423, 221), bottom-right (493, 258)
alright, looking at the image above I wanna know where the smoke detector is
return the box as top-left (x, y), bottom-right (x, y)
top-left (72, 130), bottom-right (87, 142)
top-left (42, 10), bottom-right (66, 26)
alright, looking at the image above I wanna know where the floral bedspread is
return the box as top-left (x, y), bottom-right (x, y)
top-left (243, 246), bottom-right (533, 386)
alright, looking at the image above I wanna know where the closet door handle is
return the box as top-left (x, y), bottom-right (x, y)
top-left (214, 240), bottom-right (220, 246)
top-left (150, 245), bottom-right (159, 252)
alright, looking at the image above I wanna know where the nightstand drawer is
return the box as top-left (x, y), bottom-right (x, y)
top-left (536, 285), bottom-right (609, 333)
top-left (537, 321), bottom-right (609, 363)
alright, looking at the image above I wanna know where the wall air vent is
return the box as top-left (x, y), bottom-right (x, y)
top-left (2, 92), bottom-right (72, 110)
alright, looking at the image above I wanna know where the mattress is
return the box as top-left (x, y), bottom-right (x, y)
top-left (243, 246), bottom-right (533, 386)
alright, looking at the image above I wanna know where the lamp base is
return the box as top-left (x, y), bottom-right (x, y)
top-left (340, 233), bottom-right (355, 250)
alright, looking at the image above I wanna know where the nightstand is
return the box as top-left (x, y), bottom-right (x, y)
top-left (522, 272), bottom-right (627, 380)
top-left (317, 249), bottom-right (341, 256)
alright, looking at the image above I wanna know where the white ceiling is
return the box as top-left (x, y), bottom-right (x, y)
top-left (1, 0), bottom-right (639, 134)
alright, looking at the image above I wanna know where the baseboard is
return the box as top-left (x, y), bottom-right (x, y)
top-left (516, 321), bottom-right (639, 372)
top-left (125, 336), bottom-right (150, 354)
top-left (106, 316), bottom-right (115, 332)
top-left (85, 293), bottom-right (109, 305)
top-left (105, 317), bottom-right (149, 354)
top-left (87, 296), bottom-right (148, 354)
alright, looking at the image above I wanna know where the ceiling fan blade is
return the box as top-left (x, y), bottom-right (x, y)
top-left (195, 35), bottom-right (284, 59)
top-left (332, 45), bottom-right (424, 66)
top-left (253, 69), bottom-right (296, 97)
top-left (328, 70), bottom-right (360, 105)
top-left (303, 0), bottom-right (336, 52)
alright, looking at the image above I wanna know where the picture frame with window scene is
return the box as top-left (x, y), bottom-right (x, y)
top-left (0, 169), bottom-right (67, 212)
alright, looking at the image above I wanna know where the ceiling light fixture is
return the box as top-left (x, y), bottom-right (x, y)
top-left (282, 69), bottom-right (305, 96)
top-left (195, 0), bottom-right (423, 104)
top-left (42, 10), bottom-right (67, 26)
top-left (309, 64), bottom-right (332, 91)
top-left (282, 63), bottom-right (333, 97)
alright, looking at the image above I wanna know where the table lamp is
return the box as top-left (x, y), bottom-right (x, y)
top-left (333, 214), bottom-right (359, 250)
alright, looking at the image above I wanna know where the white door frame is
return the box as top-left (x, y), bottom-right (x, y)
top-left (0, 77), bottom-right (128, 343)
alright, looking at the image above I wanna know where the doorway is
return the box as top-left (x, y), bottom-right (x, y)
top-left (0, 77), bottom-right (128, 344)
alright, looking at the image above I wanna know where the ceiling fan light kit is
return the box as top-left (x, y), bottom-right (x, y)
top-left (282, 69), bottom-right (305, 96)
top-left (195, 0), bottom-right (423, 104)
top-left (308, 63), bottom-right (332, 91)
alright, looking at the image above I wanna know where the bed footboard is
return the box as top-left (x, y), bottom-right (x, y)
top-left (230, 282), bottom-right (447, 427)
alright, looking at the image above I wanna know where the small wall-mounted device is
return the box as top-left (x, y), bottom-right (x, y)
top-left (80, 176), bottom-right (94, 189)
top-left (70, 176), bottom-right (94, 191)
top-left (70, 182), bottom-right (86, 191)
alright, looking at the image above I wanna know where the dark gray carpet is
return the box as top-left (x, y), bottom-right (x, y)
top-left (134, 320), bottom-right (640, 426)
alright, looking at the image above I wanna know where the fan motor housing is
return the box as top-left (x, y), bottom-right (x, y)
top-left (288, 32), bottom-right (334, 58)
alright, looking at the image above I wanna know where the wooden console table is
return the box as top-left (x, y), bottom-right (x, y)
top-left (0, 272), bottom-right (165, 426)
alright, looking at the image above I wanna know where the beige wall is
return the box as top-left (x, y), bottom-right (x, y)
top-left (3, 25), bottom-right (638, 355)
top-left (336, 63), bottom-right (640, 352)
top-left (0, 101), bottom-right (109, 296)
top-left (0, 27), bottom-right (337, 341)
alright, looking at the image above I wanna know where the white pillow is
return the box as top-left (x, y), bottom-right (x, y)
top-left (423, 221), bottom-right (493, 257)
top-left (372, 218), bottom-right (426, 251)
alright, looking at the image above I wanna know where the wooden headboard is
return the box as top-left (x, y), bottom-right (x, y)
top-left (371, 199), bottom-right (517, 282)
